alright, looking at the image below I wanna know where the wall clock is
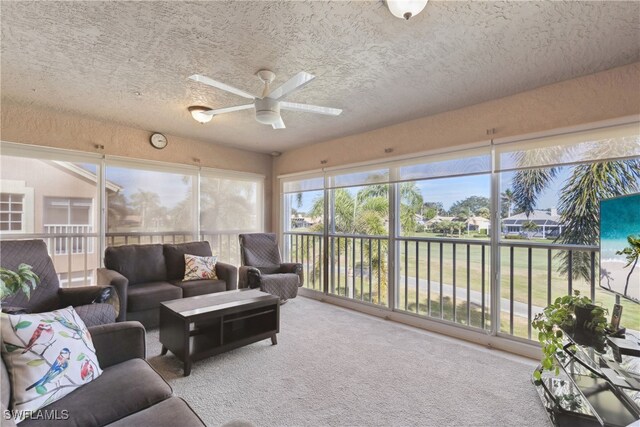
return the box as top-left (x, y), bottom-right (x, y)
top-left (150, 133), bottom-right (168, 149)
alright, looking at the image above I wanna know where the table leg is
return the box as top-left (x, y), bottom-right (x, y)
top-left (184, 359), bottom-right (192, 377)
top-left (271, 334), bottom-right (278, 345)
top-left (161, 345), bottom-right (168, 356)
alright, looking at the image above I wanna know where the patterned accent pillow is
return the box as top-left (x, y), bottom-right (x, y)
top-left (1, 306), bottom-right (103, 423)
top-left (183, 254), bottom-right (218, 281)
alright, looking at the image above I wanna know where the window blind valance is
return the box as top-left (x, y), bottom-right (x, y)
top-left (396, 147), bottom-right (491, 181)
top-left (282, 173), bottom-right (325, 194)
top-left (495, 122), bottom-right (640, 172)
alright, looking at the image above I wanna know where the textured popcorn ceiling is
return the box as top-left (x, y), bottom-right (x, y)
top-left (1, 1), bottom-right (639, 153)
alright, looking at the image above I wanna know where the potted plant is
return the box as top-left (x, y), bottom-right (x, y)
top-left (0, 263), bottom-right (40, 304)
top-left (531, 290), bottom-right (608, 380)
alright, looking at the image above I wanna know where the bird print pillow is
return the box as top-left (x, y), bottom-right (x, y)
top-left (0, 306), bottom-right (103, 423)
top-left (183, 254), bottom-right (218, 281)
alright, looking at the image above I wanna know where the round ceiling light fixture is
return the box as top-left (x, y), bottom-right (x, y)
top-left (189, 106), bottom-right (213, 124)
top-left (385, 0), bottom-right (428, 20)
top-left (254, 98), bottom-right (281, 125)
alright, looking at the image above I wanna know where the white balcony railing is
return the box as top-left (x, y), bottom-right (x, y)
top-left (43, 224), bottom-right (94, 255)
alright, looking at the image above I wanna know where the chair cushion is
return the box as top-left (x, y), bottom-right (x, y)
top-left (1, 307), bottom-right (103, 422)
top-left (105, 396), bottom-right (205, 427)
top-left (239, 233), bottom-right (282, 267)
top-left (73, 303), bottom-right (117, 327)
top-left (163, 242), bottom-right (212, 281)
top-left (127, 282), bottom-right (182, 312)
top-left (20, 358), bottom-right (173, 427)
top-left (260, 273), bottom-right (300, 300)
top-left (104, 244), bottom-right (167, 286)
top-left (169, 279), bottom-right (226, 298)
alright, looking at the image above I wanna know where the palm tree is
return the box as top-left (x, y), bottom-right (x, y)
top-left (500, 189), bottom-right (515, 218)
top-left (306, 183), bottom-right (422, 303)
top-left (106, 192), bottom-right (129, 231)
top-left (616, 235), bottom-right (640, 297)
top-left (130, 190), bottom-right (162, 229)
top-left (521, 221), bottom-right (538, 239)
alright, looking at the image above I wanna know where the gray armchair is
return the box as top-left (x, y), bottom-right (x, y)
top-left (0, 239), bottom-right (119, 327)
top-left (238, 233), bottom-right (303, 302)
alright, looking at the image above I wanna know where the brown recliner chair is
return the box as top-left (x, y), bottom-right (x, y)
top-left (0, 239), bottom-right (118, 327)
top-left (238, 233), bottom-right (303, 302)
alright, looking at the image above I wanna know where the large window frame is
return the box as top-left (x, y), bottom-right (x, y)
top-left (280, 117), bottom-right (640, 345)
top-left (0, 142), bottom-right (266, 283)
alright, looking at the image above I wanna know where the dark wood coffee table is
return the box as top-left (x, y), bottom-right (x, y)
top-left (159, 289), bottom-right (280, 376)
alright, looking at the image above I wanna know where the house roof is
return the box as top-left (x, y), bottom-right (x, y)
top-left (466, 216), bottom-right (490, 226)
top-left (52, 161), bottom-right (123, 193)
top-left (425, 216), bottom-right (456, 224)
top-left (503, 210), bottom-right (561, 226)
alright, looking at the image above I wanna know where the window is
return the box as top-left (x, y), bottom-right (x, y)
top-left (0, 193), bottom-right (24, 231)
top-left (44, 197), bottom-right (92, 225)
top-left (105, 163), bottom-right (196, 245)
top-left (280, 120), bottom-right (640, 343)
top-left (496, 122), bottom-right (640, 339)
top-left (395, 149), bottom-right (492, 326)
top-left (282, 174), bottom-right (325, 291)
top-left (0, 151), bottom-right (101, 287)
top-left (200, 173), bottom-right (264, 265)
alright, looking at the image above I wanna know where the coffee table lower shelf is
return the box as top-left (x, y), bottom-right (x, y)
top-left (159, 290), bottom-right (280, 376)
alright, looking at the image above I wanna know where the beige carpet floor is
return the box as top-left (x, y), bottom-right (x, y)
top-left (146, 297), bottom-right (550, 427)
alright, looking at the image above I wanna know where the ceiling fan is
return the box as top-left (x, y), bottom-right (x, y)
top-left (188, 69), bottom-right (342, 129)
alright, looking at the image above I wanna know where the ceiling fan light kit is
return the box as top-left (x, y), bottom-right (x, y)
top-left (385, 0), bottom-right (428, 20)
top-left (188, 106), bottom-right (214, 124)
top-left (188, 69), bottom-right (341, 130)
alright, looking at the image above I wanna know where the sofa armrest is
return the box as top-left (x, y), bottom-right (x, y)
top-left (238, 266), bottom-right (261, 289)
top-left (89, 321), bottom-right (146, 369)
top-left (280, 262), bottom-right (304, 286)
top-left (58, 285), bottom-right (117, 308)
top-left (215, 262), bottom-right (237, 291)
top-left (97, 268), bottom-right (128, 322)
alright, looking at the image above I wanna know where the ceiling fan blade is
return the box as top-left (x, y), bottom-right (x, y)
top-left (189, 74), bottom-right (256, 99)
top-left (272, 117), bottom-right (286, 129)
top-left (201, 104), bottom-right (254, 116)
top-left (280, 102), bottom-right (342, 116)
top-left (267, 72), bottom-right (315, 100)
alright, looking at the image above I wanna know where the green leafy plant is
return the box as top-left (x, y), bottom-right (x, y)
top-left (0, 264), bottom-right (40, 302)
top-left (531, 290), bottom-right (608, 381)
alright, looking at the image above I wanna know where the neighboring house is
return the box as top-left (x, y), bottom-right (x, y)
top-left (502, 209), bottom-right (562, 238)
top-left (291, 214), bottom-right (322, 229)
top-left (0, 157), bottom-right (121, 286)
top-left (424, 215), bottom-right (456, 230)
top-left (466, 216), bottom-right (490, 233)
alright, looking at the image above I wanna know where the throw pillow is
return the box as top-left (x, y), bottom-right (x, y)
top-left (1, 306), bottom-right (103, 423)
top-left (183, 254), bottom-right (218, 281)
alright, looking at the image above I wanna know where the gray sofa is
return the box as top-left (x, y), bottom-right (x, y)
top-left (0, 321), bottom-right (205, 427)
top-left (0, 240), bottom-right (118, 327)
top-left (98, 241), bottom-right (237, 328)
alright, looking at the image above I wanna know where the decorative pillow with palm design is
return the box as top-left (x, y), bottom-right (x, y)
top-left (183, 254), bottom-right (218, 281)
top-left (0, 306), bottom-right (102, 423)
